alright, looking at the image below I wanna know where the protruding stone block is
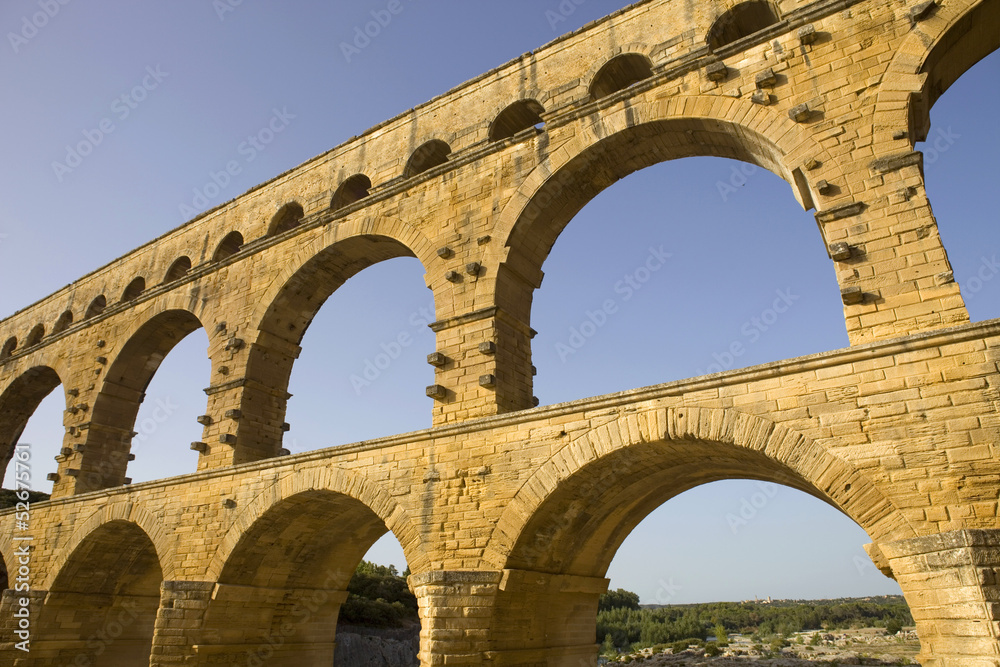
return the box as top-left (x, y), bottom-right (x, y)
top-left (426, 384), bottom-right (447, 400)
top-left (788, 103), bottom-right (812, 122)
top-left (705, 61), bottom-right (728, 82)
top-left (829, 242), bottom-right (852, 261)
top-left (755, 67), bottom-right (776, 88)
top-left (841, 287), bottom-right (864, 305)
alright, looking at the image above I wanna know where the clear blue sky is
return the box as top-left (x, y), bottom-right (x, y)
top-left (1, 1), bottom-right (997, 604)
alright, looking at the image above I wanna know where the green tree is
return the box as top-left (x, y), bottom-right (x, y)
top-left (601, 633), bottom-right (617, 656)
top-left (713, 622), bottom-right (728, 646)
top-left (599, 588), bottom-right (640, 612)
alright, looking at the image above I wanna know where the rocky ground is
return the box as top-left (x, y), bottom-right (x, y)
top-left (617, 628), bottom-right (921, 665)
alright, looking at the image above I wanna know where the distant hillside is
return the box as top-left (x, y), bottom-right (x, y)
top-left (0, 489), bottom-right (50, 509)
top-left (599, 592), bottom-right (913, 653)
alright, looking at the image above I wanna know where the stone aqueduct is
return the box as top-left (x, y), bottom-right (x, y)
top-left (0, 0), bottom-right (998, 663)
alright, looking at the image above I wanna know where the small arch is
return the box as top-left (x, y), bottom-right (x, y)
top-left (163, 256), bottom-right (192, 283)
top-left (121, 277), bottom-right (146, 302)
top-left (490, 100), bottom-right (546, 141)
top-left (53, 310), bottom-right (73, 334)
top-left (85, 295), bottom-right (107, 319)
top-left (268, 202), bottom-right (304, 236)
top-left (331, 174), bottom-right (372, 210)
top-left (589, 53), bottom-right (655, 100)
top-left (25, 324), bottom-right (44, 347)
top-left (707, 1), bottom-right (781, 51)
top-left (213, 231), bottom-right (244, 261)
top-left (0, 337), bottom-right (16, 360)
top-left (403, 140), bottom-right (451, 178)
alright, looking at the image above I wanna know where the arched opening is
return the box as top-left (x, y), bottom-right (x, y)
top-left (594, 481), bottom-right (915, 656)
top-left (485, 415), bottom-right (913, 661)
top-left (85, 295), bottom-right (107, 319)
top-left (35, 521), bottom-right (162, 666)
top-left (163, 256), bottom-right (192, 283)
top-left (126, 324), bottom-right (210, 485)
top-left (490, 100), bottom-right (546, 141)
top-left (25, 324), bottom-right (44, 347)
top-left (79, 310), bottom-right (208, 490)
top-left (331, 174), bottom-right (372, 210)
top-left (589, 54), bottom-right (654, 100)
top-left (121, 277), bottom-right (146, 302)
top-left (213, 231), bottom-right (244, 261)
top-left (913, 9), bottom-right (1000, 320)
top-left (257, 236), bottom-right (434, 454)
top-left (500, 116), bottom-right (841, 406)
top-left (205, 490), bottom-right (420, 666)
top-left (0, 366), bottom-right (62, 494)
top-left (403, 140), bottom-right (451, 178)
top-left (268, 202), bottom-right (304, 236)
top-left (531, 155), bottom-right (842, 404)
top-left (707, 1), bottom-right (781, 51)
top-left (53, 309), bottom-right (73, 334)
top-left (0, 337), bottom-right (16, 360)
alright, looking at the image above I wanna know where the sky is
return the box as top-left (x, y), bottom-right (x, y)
top-left (1, 0), bottom-right (998, 605)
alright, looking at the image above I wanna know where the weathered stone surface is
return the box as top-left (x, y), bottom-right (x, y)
top-left (0, 0), bottom-right (998, 664)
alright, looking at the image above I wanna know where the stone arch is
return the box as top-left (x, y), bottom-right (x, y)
top-left (0, 366), bottom-right (63, 485)
top-left (53, 309), bottom-right (73, 334)
top-left (76, 308), bottom-right (210, 492)
top-left (238, 219), bottom-right (437, 460)
top-left (404, 139), bottom-right (451, 178)
top-left (588, 53), bottom-right (655, 100)
top-left (485, 95), bottom-right (842, 320)
top-left (330, 174), bottom-right (372, 211)
top-left (213, 230), bottom-right (244, 261)
top-left (490, 99), bottom-right (546, 141)
top-left (163, 256), bottom-right (192, 283)
top-left (481, 407), bottom-right (916, 658)
top-left (268, 201), bottom-right (305, 236)
top-left (198, 467), bottom-right (426, 663)
top-left (24, 324), bottom-right (44, 347)
top-left (44, 499), bottom-right (176, 589)
top-left (484, 407), bottom-right (915, 572)
top-left (37, 512), bottom-right (166, 666)
top-left (207, 466), bottom-right (428, 581)
top-left (85, 294), bottom-right (107, 319)
top-left (0, 337), bottom-right (14, 361)
top-left (707, 0), bottom-right (782, 51)
top-left (121, 276), bottom-right (146, 302)
top-left (875, 0), bottom-right (1000, 143)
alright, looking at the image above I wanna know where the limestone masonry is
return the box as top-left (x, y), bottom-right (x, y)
top-left (0, 0), bottom-right (998, 664)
